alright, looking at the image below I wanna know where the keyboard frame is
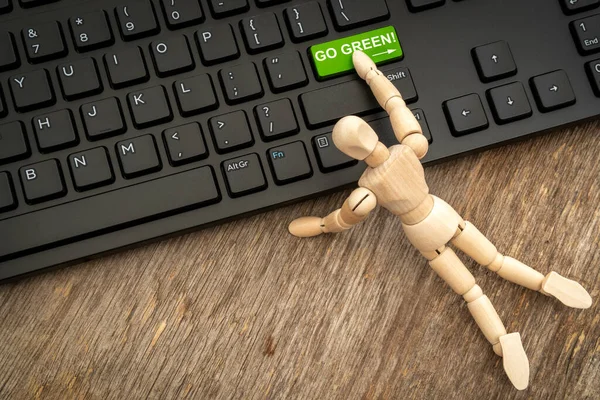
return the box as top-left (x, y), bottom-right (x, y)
top-left (1, 0), bottom-right (599, 281)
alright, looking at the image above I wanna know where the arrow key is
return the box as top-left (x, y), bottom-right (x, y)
top-left (530, 70), bottom-right (576, 112)
top-left (443, 93), bottom-right (489, 136)
top-left (472, 41), bottom-right (517, 83)
top-left (486, 82), bottom-right (532, 124)
top-left (163, 123), bottom-right (208, 167)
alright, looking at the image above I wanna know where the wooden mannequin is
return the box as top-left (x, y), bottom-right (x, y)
top-left (289, 51), bottom-right (593, 391)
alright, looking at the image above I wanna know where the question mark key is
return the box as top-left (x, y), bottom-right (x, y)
top-left (254, 99), bottom-right (299, 141)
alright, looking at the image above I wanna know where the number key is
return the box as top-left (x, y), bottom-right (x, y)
top-left (22, 22), bottom-right (67, 63)
top-left (0, 31), bottom-right (20, 72)
top-left (161, 0), bottom-right (204, 29)
top-left (115, 0), bottom-right (160, 41)
top-left (69, 11), bottom-right (114, 52)
top-left (571, 14), bottom-right (600, 55)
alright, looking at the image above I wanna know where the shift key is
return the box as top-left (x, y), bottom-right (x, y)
top-left (300, 65), bottom-right (417, 129)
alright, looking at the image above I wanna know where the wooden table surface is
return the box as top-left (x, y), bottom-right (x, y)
top-left (0, 123), bottom-right (599, 400)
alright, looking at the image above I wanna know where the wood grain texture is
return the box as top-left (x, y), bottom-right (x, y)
top-left (1, 123), bottom-right (599, 400)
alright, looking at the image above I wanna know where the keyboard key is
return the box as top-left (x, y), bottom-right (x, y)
top-left (443, 94), bottom-right (489, 136)
top-left (22, 22), bottom-right (67, 63)
top-left (310, 26), bottom-right (403, 80)
top-left (327, 0), bottom-right (389, 31)
top-left (161, 0), bottom-right (204, 29)
top-left (530, 70), bottom-right (576, 112)
top-left (560, 0), bottom-right (599, 15)
top-left (264, 52), bottom-right (308, 93)
top-left (208, 0), bottom-right (248, 18)
top-left (57, 58), bottom-right (103, 101)
top-left (115, 0), bottom-right (160, 41)
top-left (254, 99), bottom-right (299, 141)
top-left (68, 147), bottom-right (114, 191)
top-left (406, 0), bottom-right (445, 12)
top-left (0, 31), bottom-right (19, 72)
top-left (301, 80), bottom-right (375, 129)
top-left (196, 24), bottom-right (240, 65)
top-left (19, 159), bottom-right (66, 204)
top-left (209, 111), bottom-right (254, 153)
top-left (300, 69), bottom-right (412, 129)
top-left (241, 13), bottom-right (284, 54)
top-left (33, 109), bottom-right (79, 152)
top-left (0, 121), bottom-right (30, 165)
top-left (381, 65), bottom-right (417, 103)
top-left (571, 14), bottom-right (600, 55)
top-left (312, 132), bottom-right (357, 172)
top-left (1, 166), bottom-right (220, 260)
top-left (9, 69), bottom-right (55, 113)
top-left (472, 41), bottom-right (517, 83)
top-left (486, 82), bottom-right (532, 124)
top-left (219, 63), bottom-right (263, 105)
top-left (267, 141), bottom-right (312, 185)
top-left (0, 0), bottom-right (12, 14)
top-left (127, 85), bottom-right (173, 128)
top-left (150, 35), bottom-right (195, 77)
top-left (0, 172), bottom-right (16, 213)
top-left (368, 116), bottom-right (404, 147)
top-left (19, 0), bottom-right (59, 7)
top-left (222, 153), bottom-right (266, 197)
top-left (284, 2), bottom-right (328, 42)
top-left (81, 97), bottom-right (126, 140)
top-left (585, 59), bottom-right (600, 96)
top-left (69, 11), bottom-right (114, 52)
top-left (411, 109), bottom-right (433, 143)
top-left (174, 74), bottom-right (218, 116)
top-left (163, 123), bottom-right (208, 166)
top-left (104, 47), bottom-right (149, 89)
top-left (116, 134), bottom-right (162, 178)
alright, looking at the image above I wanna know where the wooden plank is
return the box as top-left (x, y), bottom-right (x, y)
top-left (0, 123), bottom-right (599, 399)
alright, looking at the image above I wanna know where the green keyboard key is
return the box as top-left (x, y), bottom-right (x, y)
top-left (310, 26), bottom-right (403, 80)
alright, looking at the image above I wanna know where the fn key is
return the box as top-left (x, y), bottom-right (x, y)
top-left (267, 141), bottom-right (312, 185)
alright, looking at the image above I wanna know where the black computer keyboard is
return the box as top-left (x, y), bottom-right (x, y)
top-left (1, 0), bottom-right (599, 281)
